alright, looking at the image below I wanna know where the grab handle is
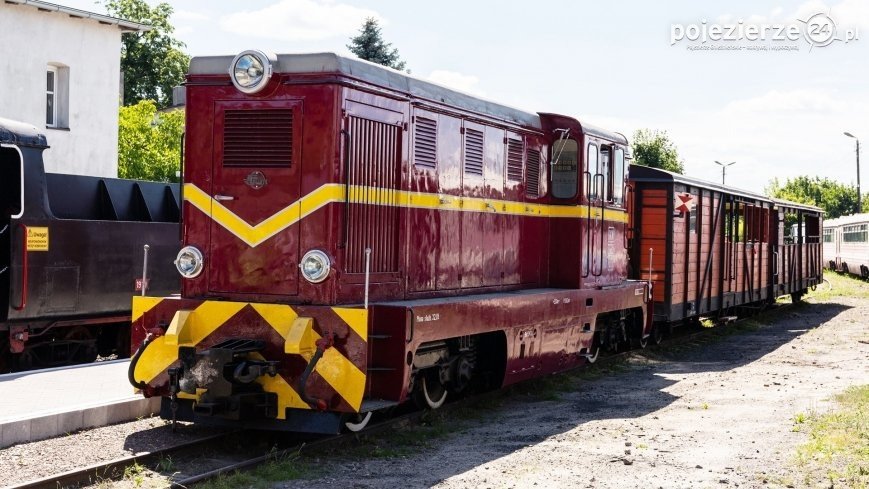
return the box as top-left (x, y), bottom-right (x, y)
top-left (12, 223), bottom-right (27, 311)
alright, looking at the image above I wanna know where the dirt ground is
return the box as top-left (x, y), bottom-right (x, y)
top-left (277, 295), bottom-right (869, 489)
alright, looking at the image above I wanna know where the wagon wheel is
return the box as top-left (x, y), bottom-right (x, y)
top-left (650, 324), bottom-right (665, 346)
top-left (413, 369), bottom-right (447, 410)
top-left (65, 326), bottom-right (98, 364)
top-left (0, 337), bottom-right (10, 373)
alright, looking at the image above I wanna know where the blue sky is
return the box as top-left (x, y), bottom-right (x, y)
top-left (67, 0), bottom-right (868, 193)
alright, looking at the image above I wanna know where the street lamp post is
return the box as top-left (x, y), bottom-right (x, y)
top-left (714, 160), bottom-right (736, 185)
top-left (844, 132), bottom-right (861, 214)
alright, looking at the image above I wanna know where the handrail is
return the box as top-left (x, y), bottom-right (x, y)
top-left (12, 223), bottom-right (27, 311)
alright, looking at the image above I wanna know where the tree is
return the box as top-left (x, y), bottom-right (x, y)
top-left (347, 18), bottom-right (407, 71)
top-left (765, 176), bottom-right (864, 219)
top-left (105, 0), bottom-right (189, 108)
top-left (118, 101), bottom-right (184, 182)
top-left (631, 129), bottom-right (685, 174)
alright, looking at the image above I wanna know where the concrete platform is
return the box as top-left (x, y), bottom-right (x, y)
top-left (0, 360), bottom-right (159, 449)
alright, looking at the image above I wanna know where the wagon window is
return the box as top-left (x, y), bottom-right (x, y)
top-left (551, 138), bottom-right (578, 199)
top-left (843, 224), bottom-right (868, 243)
top-left (823, 228), bottom-right (833, 243)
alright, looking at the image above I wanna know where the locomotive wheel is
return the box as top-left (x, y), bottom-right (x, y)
top-left (631, 335), bottom-right (648, 350)
top-left (65, 327), bottom-right (98, 364)
top-left (343, 411), bottom-right (373, 432)
top-left (585, 335), bottom-right (600, 364)
top-left (414, 369), bottom-right (447, 410)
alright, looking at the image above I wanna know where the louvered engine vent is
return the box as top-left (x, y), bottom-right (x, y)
top-left (414, 117), bottom-right (437, 169)
top-left (464, 128), bottom-right (484, 176)
top-left (223, 109), bottom-right (293, 167)
top-left (526, 149), bottom-right (540, 198)
top-left (507, 138), bottom-right (523, 182)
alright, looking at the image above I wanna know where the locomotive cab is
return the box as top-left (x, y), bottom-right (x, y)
top-left (0, 144), bottom-right (23, 319)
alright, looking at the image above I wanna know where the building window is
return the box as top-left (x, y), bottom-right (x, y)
top-left (46, 64), bottom-right (70, 129)
top-left (46, 68), bottom-right (57, 127)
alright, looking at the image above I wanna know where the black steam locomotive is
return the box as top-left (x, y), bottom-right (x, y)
top-left (0, 117), bottom-right (180, 371)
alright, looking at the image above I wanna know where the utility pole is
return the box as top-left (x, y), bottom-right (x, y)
top-left (845, 132), bottom-right (861, 214)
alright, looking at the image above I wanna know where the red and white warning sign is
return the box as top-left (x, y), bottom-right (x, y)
top-left (674, 193), bottom-right (695, 213)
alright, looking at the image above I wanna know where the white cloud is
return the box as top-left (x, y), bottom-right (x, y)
top-left (427, 70), bottom-right (486, 96)
top-left (219, 0), bottom-right (382, 42)
top-left (173, 9), bottom-right (211, 22)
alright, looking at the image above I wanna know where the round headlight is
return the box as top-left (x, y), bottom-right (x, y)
top-left (175, 246), bottom-right (204, 279)
top-left (229, 49), bottom-right (276, 94)
top-left (300, 250), bottom-right (331, 283)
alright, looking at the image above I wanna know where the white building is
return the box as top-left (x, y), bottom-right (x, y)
top-left (0, 0), bottom-right (148, 177)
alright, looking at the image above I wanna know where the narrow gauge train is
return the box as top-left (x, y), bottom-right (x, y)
top-left (822, 213), bottom-right (869, 278)
top-left (0, 117), bottom-right (180, 371)
top-left (128, 50), bottom-right (822, 433)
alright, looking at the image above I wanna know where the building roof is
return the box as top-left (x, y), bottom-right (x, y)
top-left (4, 0), bottom-right (151, 32)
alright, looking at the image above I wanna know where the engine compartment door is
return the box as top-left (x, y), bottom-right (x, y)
top-left (207, 100), bottom-right (302, 296)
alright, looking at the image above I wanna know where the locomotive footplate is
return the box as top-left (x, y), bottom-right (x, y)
top-left (171, 338), bottom-right (280, 420)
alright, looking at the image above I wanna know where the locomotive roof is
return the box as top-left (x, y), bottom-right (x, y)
top-left (628, 164), bottom-right (823, 213)
top-left (0, 117), bottom-right (48, 148)
top-left (189, 52), bottom-right (627, 144)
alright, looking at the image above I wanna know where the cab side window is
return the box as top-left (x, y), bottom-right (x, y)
top-left (600, 146), bottom-right (611, 202)
top-left (612, 147), bottom-right (625, 205)
top-left (551, 139), bottom-right (578, 199)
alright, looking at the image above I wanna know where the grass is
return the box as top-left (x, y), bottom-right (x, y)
top-left (806, 271), bottom-right (869, 302)
top-left (198, 451), bottom-right (314, 489)
top-left (795, 385), bottom-right (869, 488)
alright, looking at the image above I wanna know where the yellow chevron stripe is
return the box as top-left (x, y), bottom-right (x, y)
top-left (255, 303), bottom-right (368, 411)
top-left (332, 307), bottom-right (368, 342)
top-left (132, 296), bottom-right (164, 323)
top-left (250, 352), bottom-right (310, 415)
top-left (185, 183), bottom-right (629, 247)
top-left (135, 301), bottom-right (247, 384)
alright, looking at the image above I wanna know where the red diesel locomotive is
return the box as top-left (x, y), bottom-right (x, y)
top-left (129, 50), bottom-right (820, 433)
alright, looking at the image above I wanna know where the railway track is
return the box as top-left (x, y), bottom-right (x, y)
top-left (9, 303), bottom-right (789, 488)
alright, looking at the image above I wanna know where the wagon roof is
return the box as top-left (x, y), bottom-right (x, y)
top-left (822, 213), bottom-right (869, 227)
top-left (628, 164), bottom-right (823, 213)
top-left (0, 117), bottom-right (48, 148)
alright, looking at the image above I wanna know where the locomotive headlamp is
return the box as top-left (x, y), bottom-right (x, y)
top-left (229, 49), bottom-right (276, 94)
top-left (175, 246), bottom-right (204, 279)
top-left (300, 250), bottom-right (331, 283)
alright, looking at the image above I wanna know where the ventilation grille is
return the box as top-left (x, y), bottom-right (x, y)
top-left (223, 109), bottom-right (293, 167)
top-left (346, 116), bottom-right (401, 274)
top-left (414, 117), bottom-right (437, 169)
top-left (464, 128), bottom-right (484, 176)
top-left (526, 149), bottom-right (540, 198)
top-left (507, 138), bottom-right (523, 182)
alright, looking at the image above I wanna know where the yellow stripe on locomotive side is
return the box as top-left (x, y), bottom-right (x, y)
top-left (184, 183), bottom-right (629, 248)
